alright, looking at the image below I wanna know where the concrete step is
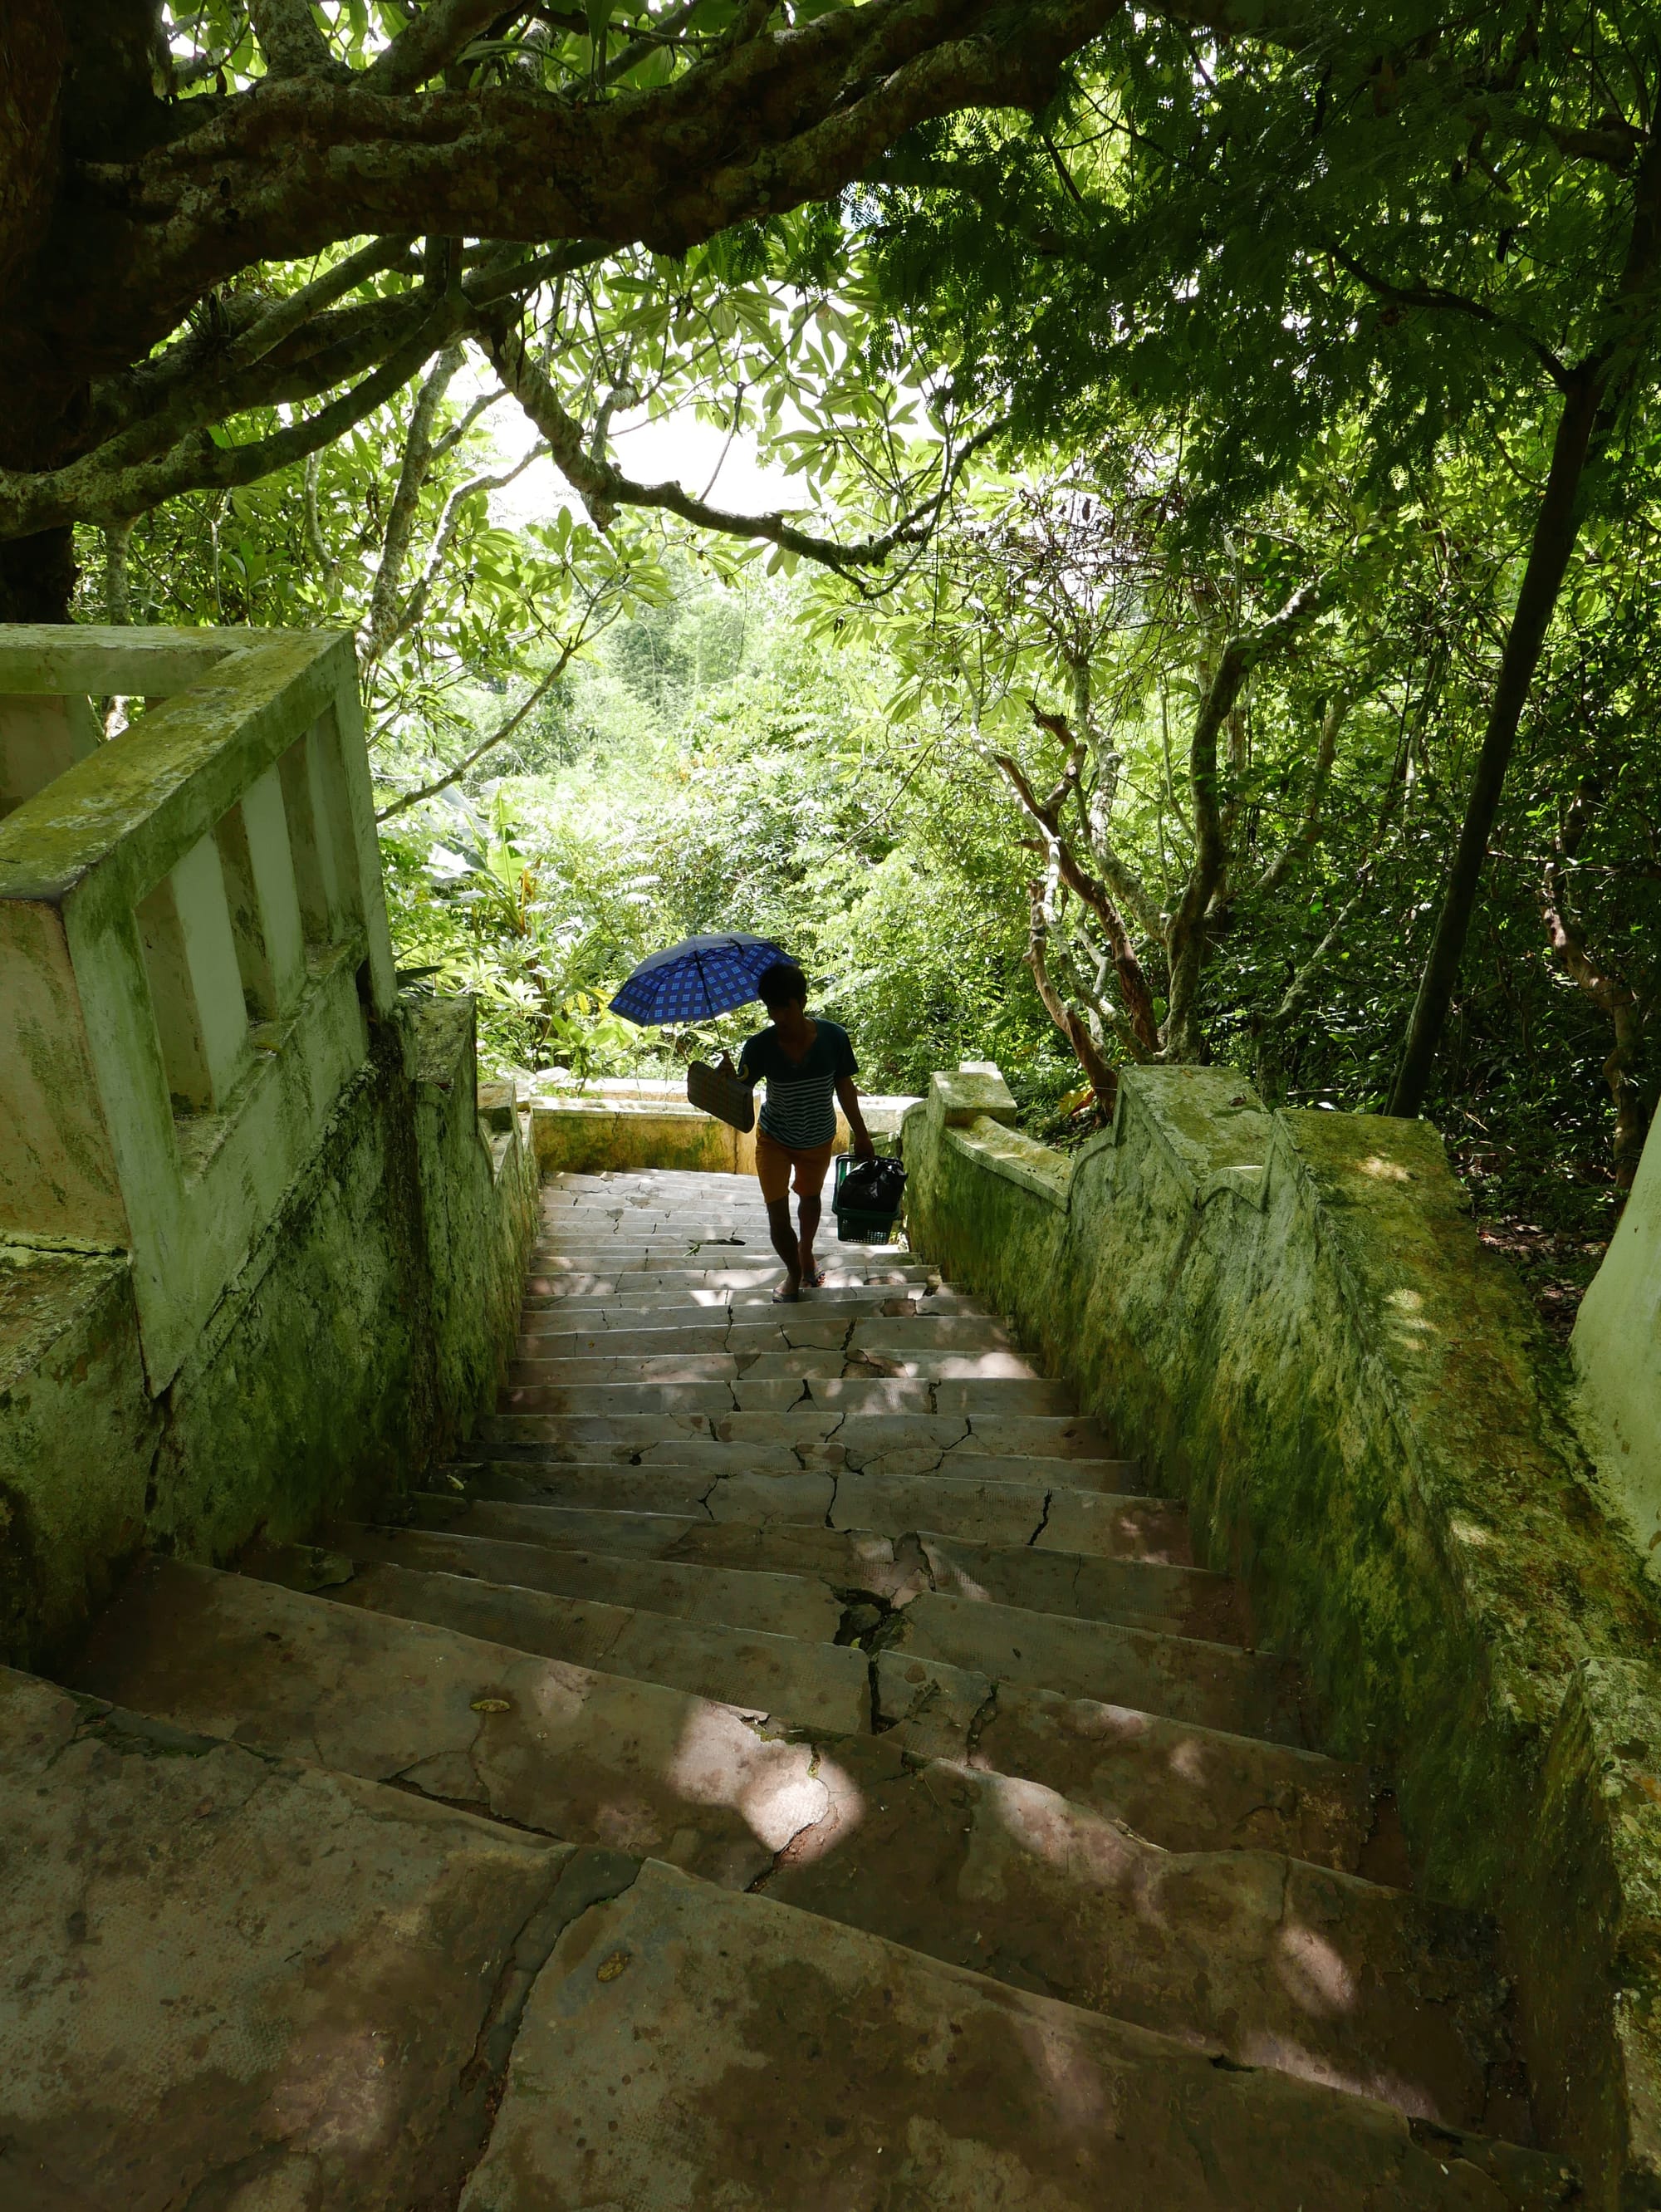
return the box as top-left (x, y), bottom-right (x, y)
top-left (0, 1664), bottom-right (589, 2212)
top-left (495, 1374), bottom-right (1076, 1417)
top-left (516, 1289), bottom-right (987, 1329)
top-left (480, 1405), bottom-right (1132, 1477)
top-left (760, 1739), bottom-right (1521, 2136)
top-left (914, 1528), bottom-right (1244, 1641)
top-left (506, 1344), bottom-right (1045, 1386)
top-left (455, 1459), bottom-right (1192, 1560)
top-left (512, 1312), bottom-right (1019, 1358)
top-left (875, 1648), bottom-right (1374, 1870)
top-left (69, 1567), bottom-right (1519, 2141)
top-left (890, 1589), bottom-right (1303, 1744)
top-left (249, 1555), bottom-right (872, 1734)
top-left (324, 1543), bottom-right (1287, 1744)
top-left (70, 1561), bottom-right (851, 1889)
top-left (311, 1523), bottom-right (851, 1637)
top-left (459, 1859), bottom-right (1572, 2210)
top-left (525, 1262), bottom-right (928, 1294)
top-left (394, 1493), bottom-right (1237, 1639)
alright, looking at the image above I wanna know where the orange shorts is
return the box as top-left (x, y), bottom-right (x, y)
top-left (755, 1128), bottom-right (834, 1204)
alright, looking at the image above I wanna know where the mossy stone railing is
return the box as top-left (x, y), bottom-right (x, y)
top-left (904, 1061), bottom-right (1661, 2210)
top-left (0, 626), bottom-right (394, 1388)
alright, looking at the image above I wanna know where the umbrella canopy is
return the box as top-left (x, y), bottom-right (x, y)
top-left (610, 933), bottom-right (791, 1026)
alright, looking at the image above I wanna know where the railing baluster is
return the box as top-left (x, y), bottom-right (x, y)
top-left (135, 835), bottom-right (250, 1113)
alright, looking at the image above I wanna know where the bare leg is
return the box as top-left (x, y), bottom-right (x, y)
top-left (796, 1188), bottom-right (822, 1283)
top-left (766, 1197), bottom-right (801, 1298)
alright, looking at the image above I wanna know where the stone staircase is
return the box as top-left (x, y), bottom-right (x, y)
top-left (6, 1169), bottom-right (1583, 2208)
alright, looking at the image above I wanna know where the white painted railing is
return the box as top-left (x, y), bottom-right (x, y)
top-left (0, 626), bottom-right (395, 1387)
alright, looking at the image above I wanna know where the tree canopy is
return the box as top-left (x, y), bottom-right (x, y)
top-left (10, 0), bottom-right (1661, 1315)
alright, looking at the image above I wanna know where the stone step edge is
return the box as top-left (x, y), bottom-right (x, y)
top-left (296, 1540), bottom-right (1268, 1690)
top-left (443, 1450), bottom-right (1160, 1503)
top-left (117, 1577), bottom-right (1402, 1910)
top-left (305, 1521), bottom-right (1247, 1650)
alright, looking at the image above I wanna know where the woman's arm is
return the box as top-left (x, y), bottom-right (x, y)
top-left (835, 1074), bottom-right (876, 1160)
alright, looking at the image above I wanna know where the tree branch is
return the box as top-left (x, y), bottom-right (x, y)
top-left (995, 743), bottom-right (1160, 1052)
top-left (367, 0), bottom-right (516, 94)
top-left (485, 315), bottom-right (1002, 571)
top-left (250, 0), bottom-right (345, 79)
top-left (1025, 853), bottom-right (1119, 1100)
top-left (375, 653), bottom-right (573, 820)
top-left (1164, 575), bottom-right (1326, 1058)
top-left (364, 343), bottom-right (463, 663)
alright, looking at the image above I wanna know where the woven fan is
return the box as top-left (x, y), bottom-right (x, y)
top-left (687, 1061), bottom-right (756, 1134)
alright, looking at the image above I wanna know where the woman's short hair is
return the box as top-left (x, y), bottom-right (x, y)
top-left (756, 959), bottom-right (808, 1008)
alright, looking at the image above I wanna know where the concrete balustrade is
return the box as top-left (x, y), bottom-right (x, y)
top-left (0, 625), bottom-right (396, 1386)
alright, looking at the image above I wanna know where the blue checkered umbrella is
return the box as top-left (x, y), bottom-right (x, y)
top-left (610, 933), bottom-right (791, 1026)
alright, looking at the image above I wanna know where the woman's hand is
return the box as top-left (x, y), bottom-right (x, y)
top-left (851, 1129), bottom-right (876, 1162)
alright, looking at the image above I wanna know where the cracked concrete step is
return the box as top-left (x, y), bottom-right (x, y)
top-left (760, 1739), bottom-right (1523, 2136)
top-left (243, 1555), bottom-right (872, 1734)
top-left (149, 1544), bottom-right (1512, 2133)
top-left (458, 1859), bottom-right (1573, 2212)
top-left (282, 1533), bottom-right (1279, 1747)
top-left (402, 1494), bottom-right (935, 1593)
top-left (875, 1648), bottom-right (1374, 1870)
top-left (318, 1521), bottom-right (851, 1639)
top-left (526, 1262), bottom-right (928, 1292)
top-left (453, 1458), bottom-right (1192, 1559)
top-left (507, 1346), bottom-right (1047, 1386)
top-left (0, 1663), bottom-right (586, 2212)
top-left (481, 1405), bottom-right (1130, 1470)
top-left (516, 1290), bottom-right (988, 1328)
top-left (70, 1561), bottom-right (853, 1890)
top-left (390, 1494), bottom-right (1235, 1639)
top-left (496, 1374), bottom-right (1077, 1417)
top-left (513, 1312), bottom-right (1021, 1359)
top-left (889, 1589), bottom-right (1303, 1743)
top-left (521, 1283), bottom-right (938, 1314)
top-left (913, 1529), bottom-right (1245, 1641)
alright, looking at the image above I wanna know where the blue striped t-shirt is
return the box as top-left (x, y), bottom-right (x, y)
top-left (739, 1020), bottom-right (857, 1148)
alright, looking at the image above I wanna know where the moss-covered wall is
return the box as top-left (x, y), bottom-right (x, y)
top-left (904, 1063), bottom-right (1661, 2208)
top-left (0, 992), bottom-right (536, 1673)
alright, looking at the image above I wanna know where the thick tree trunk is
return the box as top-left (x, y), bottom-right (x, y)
top-left (1388, 374), bottom-right (1604, 1116)
top-left (0, 524), bottom-right (76, 621)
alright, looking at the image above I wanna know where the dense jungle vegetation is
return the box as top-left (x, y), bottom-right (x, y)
top-left (14, 3), bottom-right (1661, 1321)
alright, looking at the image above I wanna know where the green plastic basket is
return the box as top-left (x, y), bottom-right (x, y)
top-left (831, 1152), bottom-right (902, 1244)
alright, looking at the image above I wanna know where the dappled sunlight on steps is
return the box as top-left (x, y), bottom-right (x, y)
top-left (12, 1166), bottom-right (1579, 2208)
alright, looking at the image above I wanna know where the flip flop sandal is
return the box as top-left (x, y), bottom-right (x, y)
top-left (772, 1283), bottom-right (801, 1304)
top-left (800, 1264), bottom-right (825, 1289)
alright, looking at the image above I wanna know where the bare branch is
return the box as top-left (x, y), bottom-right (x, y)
top-left (486, 316), bottom-right (1002, 572)
top-left (375, 654), bottom-right (572, 821)
top-left (0, 300), bottom-right (466, 531)
top-left (1032, 702), bottom-right (1164, 939)
top-left (1026, 854), bottom-right (1119, 1101)
top-left (364, 344), bottom-right (464, 663)
top-left (1164, 575), bottom-right (1326, 1057)
top-left (995, 744), bottom-right (1160, 1053)
top-left (394, 439), bottom-right (551, 647)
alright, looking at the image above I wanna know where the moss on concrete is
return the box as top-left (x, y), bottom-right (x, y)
top-left (904, 1062), bottom-right (1661, 2207)
top-left (0, 992), bottom-right (536, 1672)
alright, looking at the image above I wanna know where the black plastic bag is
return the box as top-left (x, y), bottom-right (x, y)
top-left (835, 1155), bottom-right (907, 1214)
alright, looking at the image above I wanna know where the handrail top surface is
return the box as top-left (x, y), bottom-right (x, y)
top-left (0, 630), bottom-right (356, 908)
